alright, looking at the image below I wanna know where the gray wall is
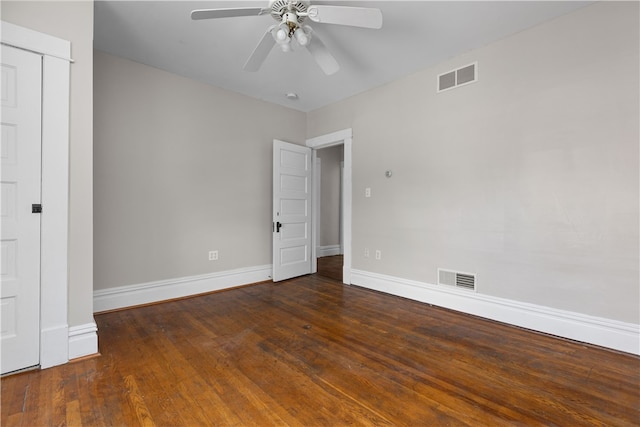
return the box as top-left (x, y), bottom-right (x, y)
top-left (307, 2), bottom-right (639, 323)
top-left (93, 51), bottom-right (306, 290)
top-left (2, 1), bottom-right (94, 327)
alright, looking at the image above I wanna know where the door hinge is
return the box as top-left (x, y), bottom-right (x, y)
top-left (32, 204), bottom-right (42, 213)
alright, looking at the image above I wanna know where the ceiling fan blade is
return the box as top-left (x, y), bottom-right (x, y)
top-left (306, 31), bottom-right (339, 75)
top-left (306, 5), bottom-right (383, 29)
top-left (191, 7), bottom-right (269, 20)
top-left (243, 26), bottom-right (276, 72)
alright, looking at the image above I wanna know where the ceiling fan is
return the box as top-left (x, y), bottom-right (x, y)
top-left (191, 0), bottom-right (383, 75)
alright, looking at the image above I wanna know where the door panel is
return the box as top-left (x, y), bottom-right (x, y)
top-left (1, 45), bottom-right (42, 374)
top-left (273, 140), bottom-right (312, 282)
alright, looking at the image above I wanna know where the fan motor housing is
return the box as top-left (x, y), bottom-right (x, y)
top-left (269, 0), bottom-right (309, 23)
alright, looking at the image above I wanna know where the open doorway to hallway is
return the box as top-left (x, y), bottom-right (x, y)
top-left (315, 144), bottom-right (344, 282)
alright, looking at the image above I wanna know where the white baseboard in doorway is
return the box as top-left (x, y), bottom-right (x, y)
top-left (93, 265), bottom-right (272, 313)
top-left (68, 323), bottom-right (98, 360)
top-left (318, 245), bottom-right (342, 257)
top-left (351, 269), bottom-right (640, 355)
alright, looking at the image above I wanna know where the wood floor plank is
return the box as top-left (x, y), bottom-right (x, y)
top-left (65, 399), bottom-right (82, 426)
top-left (2, 274), bottom-right (639, 426)
top-left (1, 371), bottom-right (28, 422)
top-left (20, 372), bottom-right (44, 426)
top-left (50, 367), bottom-right (67, 426)
top-left (123, 375), bottom-right (156, 427)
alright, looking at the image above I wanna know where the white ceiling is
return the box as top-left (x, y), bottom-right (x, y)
top-left (94, 1), bottom-right (591, 112)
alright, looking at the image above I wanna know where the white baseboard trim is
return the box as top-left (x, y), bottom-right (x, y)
top-left (93, 265), bottom-right (272, 313)
top-left (68, 322), bottom-right (98, 360)
top-left (351, 269), bottom-right (640, 355)
top-left (318, 245), bottom-right (342, 257)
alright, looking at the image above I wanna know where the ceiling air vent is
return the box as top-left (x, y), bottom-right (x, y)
top-left (437, 62), bottom-right (477, 93)
top-left (438, 268), bottom-right (476, 291)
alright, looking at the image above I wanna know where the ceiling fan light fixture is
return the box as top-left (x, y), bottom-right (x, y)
top-left (274, 23), bottom-right (289, 42)
top-left (294, 27), bottom-right (310, 46)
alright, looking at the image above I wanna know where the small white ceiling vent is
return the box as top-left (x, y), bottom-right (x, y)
top-left (437, 62), bottom-right (477, 93)
top-left (438, 268), bottom-right (476, 291)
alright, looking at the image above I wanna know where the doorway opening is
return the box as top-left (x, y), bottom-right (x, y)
top-left (314, 145), bottom-right (344, 282)
top-left (307, 129), bottom-right (352, 284)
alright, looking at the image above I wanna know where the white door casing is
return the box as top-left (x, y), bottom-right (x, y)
top-left (272, 140), bottom-right (312, 282)
top-left (307, 129), bottom-right (352, 284)
top-left (1, 45), bottom-right (42, 374)
top-left (312, 156), bottom-right (321, 274)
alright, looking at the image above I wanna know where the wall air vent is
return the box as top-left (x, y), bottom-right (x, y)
top-left (437, 62), bottom-right (477, 93)
top-left (438, 268), bottom-right (476, 291)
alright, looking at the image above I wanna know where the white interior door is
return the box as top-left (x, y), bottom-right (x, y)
top-left (272, 140), bottom-right (312, 282)
top-left (1, 45), bottom-right (42, 374)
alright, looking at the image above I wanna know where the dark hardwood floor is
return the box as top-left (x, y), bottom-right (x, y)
top-left (317, 255), bottom-right (343, 282)
top-left (2, 274), bottom-right (639, 426)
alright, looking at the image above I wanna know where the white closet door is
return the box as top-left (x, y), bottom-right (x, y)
top-left (1, 45), bottom-right (42, 374)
